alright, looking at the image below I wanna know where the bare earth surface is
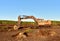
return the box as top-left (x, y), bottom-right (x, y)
top-left (0, 27), bottom-right (60, 41)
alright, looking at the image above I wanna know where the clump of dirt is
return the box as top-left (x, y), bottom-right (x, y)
top-left (12, 32), bottom-right (28, 40)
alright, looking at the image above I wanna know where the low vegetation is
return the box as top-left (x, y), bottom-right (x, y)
top-left (0, 20), bottom-right (60, 31)
top-left (52, 21), bottom-right (60, 26)
top-left (0, 20), bottom-right (17, 25)
top-left (0, 20), bottom-right (60, 25)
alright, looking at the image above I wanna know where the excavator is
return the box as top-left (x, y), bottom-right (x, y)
top-left (13, 15), bottom-right (56, 39)
top-left (16, 15), bottom-right (51, 29)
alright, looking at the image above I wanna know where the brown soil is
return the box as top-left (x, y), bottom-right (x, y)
top-left (0, 26), bottom-right (60, 41)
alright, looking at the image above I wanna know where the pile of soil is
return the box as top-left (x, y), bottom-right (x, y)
top-left (0, 27), bottom-right (60, 41)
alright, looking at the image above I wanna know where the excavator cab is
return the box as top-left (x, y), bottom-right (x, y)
top-left (20, 15), bottom-right (27, 19)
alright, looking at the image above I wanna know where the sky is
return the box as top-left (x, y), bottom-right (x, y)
top-left (0, 0), bottom-right (60, 21)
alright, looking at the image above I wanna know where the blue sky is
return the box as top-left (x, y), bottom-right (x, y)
top-left (0, 0), bottom-right (60, 21)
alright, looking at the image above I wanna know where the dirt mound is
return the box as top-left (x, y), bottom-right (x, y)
top-left (0, 28), bottom-right (60, 41)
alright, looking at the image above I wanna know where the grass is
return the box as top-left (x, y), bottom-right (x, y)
top-left (0, 20), bottom-right (60, 31)
top-left (51, 21), bottom-right (60, 26)
top-left (0, 20), bottom-right (17, 25)
top-left (0, 20), bottom-right (60, 25)
top-left (0, 20), bottom-right (36, 25)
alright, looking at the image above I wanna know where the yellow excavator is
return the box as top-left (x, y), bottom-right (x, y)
top-left (16, 15), bottom-right (51, 29)
top-left (13, 15), bottom-right (56, 39)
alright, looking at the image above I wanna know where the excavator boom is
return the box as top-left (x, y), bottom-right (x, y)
top-left (17, 15), bottom-right (51, 29)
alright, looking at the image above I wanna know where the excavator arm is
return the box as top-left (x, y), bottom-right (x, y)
top-left (17, 15), bottom-right (51, 29)
top-left (17, 15), bottom-right (38, 28)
